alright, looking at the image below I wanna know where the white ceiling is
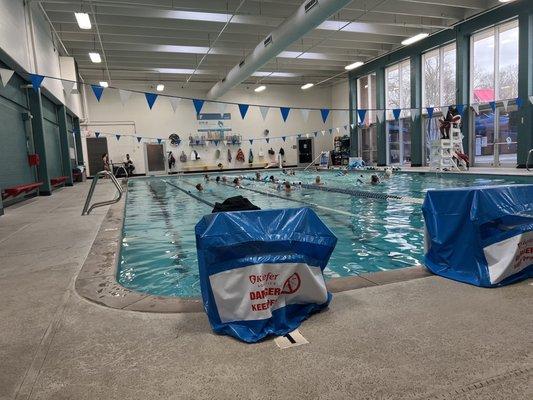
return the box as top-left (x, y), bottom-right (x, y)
top-left (40, 0), bottom-right (499, 88)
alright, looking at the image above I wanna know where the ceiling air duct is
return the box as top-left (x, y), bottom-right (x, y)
top-left (206, 0), bottom-right (352, 99)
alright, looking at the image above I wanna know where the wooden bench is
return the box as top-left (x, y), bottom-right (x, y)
top-left (1, 182), bottom-right (43, 200)
top-left (51, 176), bottom-right (68, 186)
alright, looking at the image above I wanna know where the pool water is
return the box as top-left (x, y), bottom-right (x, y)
top-left (118, 171), bottom-right (530, 297)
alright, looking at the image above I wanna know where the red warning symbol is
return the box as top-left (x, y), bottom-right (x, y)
top-left (281, 273), bottom-right (301, 294)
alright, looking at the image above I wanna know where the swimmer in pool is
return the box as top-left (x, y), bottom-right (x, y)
top-left (215, 176), bottom-right (220, 184)
top-left (315, 175), bottom-right (324, 185)
top-left (255, 172), bottom-right (261, 181)
top-left (222, 176), bottom-right (227, 183)
top-left (233, 177), bottom-right (241, 188)
top-left (284, 181), bottom-right (291, 193)
top-left (195, 183), bottom-right (204, 191)
top-left (204, 174), bottom-right (209, 181)
top-left (356, 174), bottom-right (364, 184)
top-left (370, 174), bottom-right (380, 185)
top-left (382, 168), bottom-right (392, 179)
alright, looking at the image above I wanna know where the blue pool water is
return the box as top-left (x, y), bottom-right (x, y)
top-left (117, 171), bottom-right (531, 297)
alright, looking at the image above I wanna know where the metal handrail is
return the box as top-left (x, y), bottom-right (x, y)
top-left (114, 165), bottom-right (129, 178)
top-left (82, 171), bottom-right (123, 215)
top-left (527, 149), bottom-right (533, 171)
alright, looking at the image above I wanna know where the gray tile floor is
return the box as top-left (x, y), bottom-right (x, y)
top-left (0, 180), bottom-right (531, 400)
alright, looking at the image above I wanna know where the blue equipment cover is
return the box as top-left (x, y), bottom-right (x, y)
top-left (195, 207), bottom-right (337, 343)
top-left (423, 184), bottom-right (533, 287)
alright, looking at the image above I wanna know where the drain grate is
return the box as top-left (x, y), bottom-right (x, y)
top-left (274, 329), bottom-right (309, 349)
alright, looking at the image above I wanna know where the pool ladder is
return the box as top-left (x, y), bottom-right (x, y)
top-left (82, 170), bottom-right (124, 215)
top-left (527, 149), bottom-right (533, 171)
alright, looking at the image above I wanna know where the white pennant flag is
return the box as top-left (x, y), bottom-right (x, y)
top-left (411, 109), bottom-right (418, 122)
top-left (119, 89), bottom-right (132, 106)
top-left (0, 68), bottom-right (15, 87)
top-left (300, 108), bottom-right (310, 122)
top-left (502, 99), bottom-right (509, 112)
top-left (217, 102), bottom-right (228, 114)
top-left (321, 130), bottom-right (325, 136)
top-left (336, 127), bottom-right (340, 133)
top-left (471, 104), bottom-right (479, 115)
top-left (306, 133), bottom-right (309, 138)
top-left (169, 97), bottom-right (181, 113)
top-left (62, 80), bottom-right (75, 95)
top-left (376, 110), bottom-right (385, 123)
top-left (350, 123), bottom-right (355, 129)
top-left (259, 106), bottom-right (269, 121)
top-left (441, 106), bottom-right (449, 117)
top-left (529, 95), bottom-right (533, 105)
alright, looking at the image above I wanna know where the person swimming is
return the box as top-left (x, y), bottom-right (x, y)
top-left (383, 168), bottom-right (392, 179)
top-left (204, 174), bottom-right (209, 181)
top-left (222, 176), bottom-right (227, 183)
top-left (269, 175), bottom-right (275, 183)
top-left (356, 174), bottom-right (364, 184)
top-left (255, 172), bottom-right (261, 181)
top-left (215, 176), bottom-right (221, 184)
top-left (284, 181), bottom-right (291, 193)
top-left (315, 175), bottom-right (324, 185)
top-left (195, 183), bottom-right (204, 191)
top-left (370, 174), bottom-right (380, 185)
top-left (233, 177), bottom-right (241, 188)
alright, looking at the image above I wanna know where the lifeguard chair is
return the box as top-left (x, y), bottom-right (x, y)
top-left (430, 113), bottom-right (468, 171)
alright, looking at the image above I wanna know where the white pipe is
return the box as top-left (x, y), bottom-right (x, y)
top-left (206, 0), bottom-right (352, 99)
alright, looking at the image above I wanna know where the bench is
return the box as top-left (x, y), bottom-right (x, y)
top-left (51, 176), bottom-right (68, 186)
top-left (1, 182), bottom-right (43, 200)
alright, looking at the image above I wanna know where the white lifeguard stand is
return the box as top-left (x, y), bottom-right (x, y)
top-left (429, 117), bottom-right (468, 172)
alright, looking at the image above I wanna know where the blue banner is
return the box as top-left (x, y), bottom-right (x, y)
top-left (91, 84), bottom-right (104, 102)
top-left (320, 109), bottom-right (330, 123)
top-left (145, 93), bottom-right (158, 110)
top-left (280, 107), bottom-right (291, 122)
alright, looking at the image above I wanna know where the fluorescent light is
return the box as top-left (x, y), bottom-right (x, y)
top-left (89, 52), bottom-right (101, 63)
top-left (498, 0), bottom-right (514, 2)
top-left (345, 61), bottom-right (364, 71)
top-left (156, 84), bottom-right (165, 91)
top-left (401, 33), bottom-right (429, 46)
top-left (74, 12), bottom-right (91, 30)
top-left (99, 81), bottom-right (108, 88)
top-left (301, 83), bottom-right (314, 90)
top-left (254, 85), bottom-right (266, 93)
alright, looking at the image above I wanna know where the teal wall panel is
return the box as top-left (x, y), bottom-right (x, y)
top-left (43, 118), bottom-right (63, 179)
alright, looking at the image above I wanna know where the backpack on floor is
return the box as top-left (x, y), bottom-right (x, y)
top-left (180, 151), bottom-right (187, 162)
top-left (236, 148), bottom-right (245, 162)
top-left (248, 149), bottom-right (254, 164)
top-left (227, 149), bottom-right (232, 162)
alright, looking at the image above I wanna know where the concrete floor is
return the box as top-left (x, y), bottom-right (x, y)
top-left (0, 181), bottom-right (531, 400)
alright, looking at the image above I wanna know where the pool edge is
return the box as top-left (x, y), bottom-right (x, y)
top-left (74, 182), bottom-right (432, 314)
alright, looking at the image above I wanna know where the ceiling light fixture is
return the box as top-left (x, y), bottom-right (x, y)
top-left (74, 12), bottom-right (92, 30)
top-left (254, 85), bottom-right (266, 93)
top-left (498, 0), bottom-right (514, 3)
top-left (156, 84), bottom-right (165, 91)
top-left (301, 83), bottom-right (314, 90)
top-left (99, 81), bottom-right (108, 88)
top-left (89, 52), bottom-right (101, 63)
top-left (345, 61), bottom-right (364, 71)
top-left (401, 33), bottom-right (429, 46)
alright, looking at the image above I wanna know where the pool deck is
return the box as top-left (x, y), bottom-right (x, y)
top-left (0, 180), bottom-right (531, 399)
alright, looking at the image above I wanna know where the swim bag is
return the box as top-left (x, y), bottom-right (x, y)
top-left (180, 151), bottom-right (187, 162)
top-left (215, 149), bottom-right (221, 159)
top-left (279, 147), bottom-right (285, 156)
top-left (248, 148), bottom-right (254, 164)
top-left (227, 149), bottom-right (232, 162)
top-left (268, 148), bottom-right (275, 155)
top-left (236, 148), bottom-right (245, 162)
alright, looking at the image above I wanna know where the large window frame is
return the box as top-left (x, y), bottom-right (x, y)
top-left (357, 73), bottom-right (377, 165)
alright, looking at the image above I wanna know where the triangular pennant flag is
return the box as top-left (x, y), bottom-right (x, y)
top-left (91, 84), bottom-right (104, 101)
top-left (265, 138), bottom-right (270, 143)
top-left (213, 140), bottom-right (219, 146)
top-left (62, 80), bottom-right (75, 95)
top-left (136, 137), bottom-right (142, 143)
top-left (168, 97), bottom-right (180, 113)
top-left (411, 109), bottom-right (418, 122)
top-left (282, 136), bottom-right (286, 142)
top-left (300, 109), bottom-right (310, 122)
top-left (259, 106), bottom-right (269, 121)
top-left (328, 128), bottom-right (333, 134)
top-left (29, 74), bottom-right (45, 92)
top-left (516, 97), bottom-right (523, 108)
top-left (456, 104), bottom-right (465, 116)
top-left (426, 107), bottom-right (434, 119)
top-left (376, 110), bottom-right (385, 123)
top-left (314, 132), bottom-right (318, 137)
top-left (336, 127), bottom-right (340, 133)
top-left (357, 109), bottom-right (367, 124)
top-left (489, 101), bottom-right (496, 112)
top-left (119, 89), bottom-right (131, 106)
top-left (217, 102), bottom-right (228, 114)
top-left (249, 139), bottom-right (254, 145)
top-left (350, 123), bottom-right (355, 129)
top-left (145, 92), bottom-right (158, 110)
top-left (238, 104), bottom-right (249, 119)
top-left (471, 104), bottom-right (479, 115)
top-left (320, 109), bottom-right (330, 123)
top-left (280, 107), bottom-right (291, 122)
top-left (157, 138), bottom-right (162, 144)
top-left (306, 134), bottom-right (309, 138)
top-left (529, 95), bottom-right (533, 105)
top-left (95, 132), bottom-right (100, 138)
top-left (502, 99), bottom-right (509, 112)
top-left (0, 68), bottom-right (15, 87)
top-left (441, 106), bottom-right (449, 117)
top-left (321, 130), bottom-right (325, 136)
top-left (392, 108), bottom-right (401, 120)
top-left (193, 99), bottom-right (205, 115)
top-left (115, 134), bottom-right (121, 141)
top-left (344, 125), bottom-right (348, 131)
top-left (297, 134), bottom-right (302, 139)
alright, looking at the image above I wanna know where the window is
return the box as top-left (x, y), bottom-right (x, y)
top-left (471, 20), bottom-right (518, 102)
top-left (386, 60), bottom-right (411, 165)
top-left (357, 73), bottom-right (377, 164)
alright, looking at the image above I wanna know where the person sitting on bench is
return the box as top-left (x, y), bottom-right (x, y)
top-left (124, 154), bottom-right (135, 176)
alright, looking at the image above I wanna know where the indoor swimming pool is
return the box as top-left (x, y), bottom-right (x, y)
top-left (117, 170), bottom-right (531, 297)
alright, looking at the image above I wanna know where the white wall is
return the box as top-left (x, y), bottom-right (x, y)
top-left (82, 81), bottom-right (350, 175)
top-left (0, 0), bottom-right (82, 116)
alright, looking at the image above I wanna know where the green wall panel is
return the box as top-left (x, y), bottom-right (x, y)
top-left (43, 118), bottom-right (63, 179)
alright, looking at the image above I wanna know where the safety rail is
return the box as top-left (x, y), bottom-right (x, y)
top-left (81, 171), bottom-right (123, 215)
top-left (527, 149), bottom-right (533, 171)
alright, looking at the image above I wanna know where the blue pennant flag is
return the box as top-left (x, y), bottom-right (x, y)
top-left (282, 136), bottom-right (286, 142)
top-left (249, 139), bottom-right (253, 145)
top-left (280, 107), bottom-right (291, 122)
top-left (115, 134), bottom-right (121, 141)
top-left (145, 93), bottom-right (158, 110)
top-left (136, 137), bottom-right (142, 143)
top-left (238, 104), bottom-right (249, 119)
top-left (91, 84), bottom-right (104, 102)
top-left (313, 132), bottom-right (318, 137)
top-left (344, 125), bottom-right (348, 130)
top-left (29, 74), bottom-right (45, 92)
top-left (320, 109), bottom-right (330, 123)
top-left (489, 101), bottom-right (496, 112)
top-left (456, 104), bottom-right (465, 116)
top-left (157, 138), bottom-right (162, 144)
top-left (266, 138), bottom-right (270, 143)
top-left (357, 109), bottom-right (367, 124)
top-left (193, 99), bottom-right (205, 115)
top-left (328, 128), bottom-right (333, 134)
top-left (393, 108), bottom-right (401, 120)
top-left (214, 140), bottom-right (219, 146)
top-left (297, 134), bottom-right (302, 139)
top-left (426, 107), bottom-right (434, 119)
top-left (515, 97), bottom-right (523, 108)
top-left (95, 132), bottom-right (100, 138)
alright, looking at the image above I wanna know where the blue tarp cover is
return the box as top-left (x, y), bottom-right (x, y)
top-left (423, 184), bottom-right (533, 287)
top-left (195, 207), bottom-right (337, 343)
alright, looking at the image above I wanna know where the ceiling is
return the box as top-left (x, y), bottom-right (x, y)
top-left (40, 0), bottom-right (500, 88)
